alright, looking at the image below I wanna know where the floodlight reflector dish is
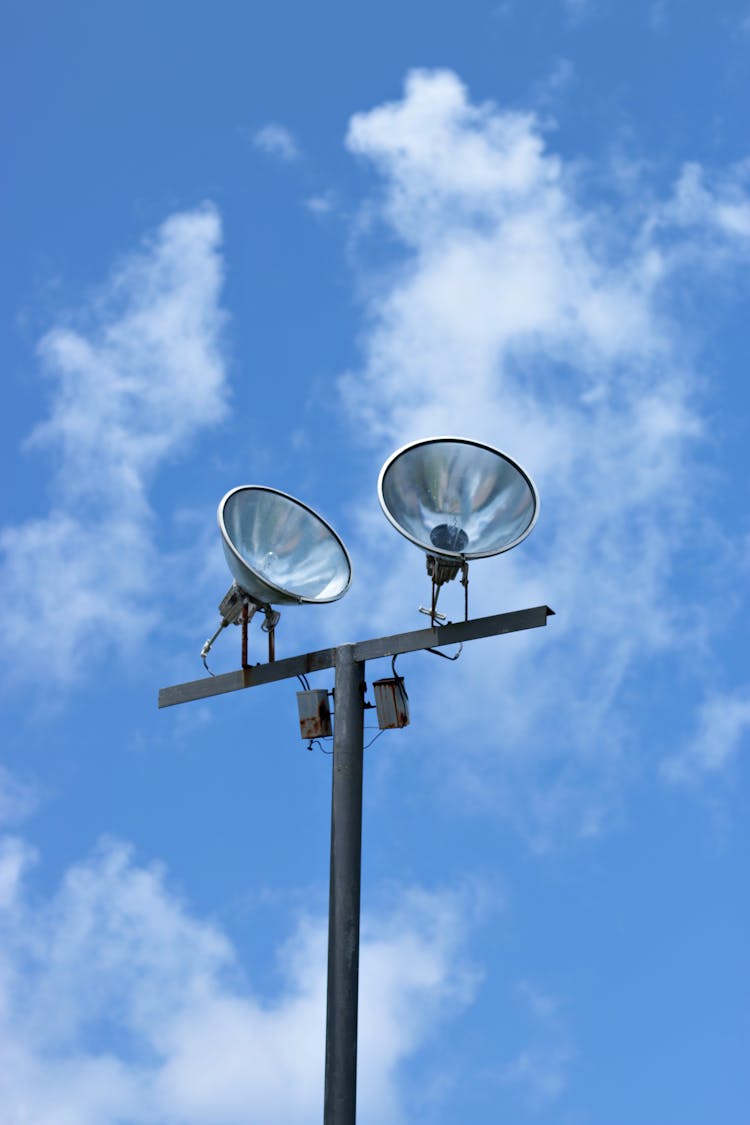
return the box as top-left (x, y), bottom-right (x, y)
top-left (218, 486), bottom-right (352, 607)
top-left (378, 437), bottom-right (538, 560)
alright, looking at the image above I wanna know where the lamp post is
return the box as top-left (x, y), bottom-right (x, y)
top-left (158, 438), bottom-right (552, 1125)
top-left (325, 645), bottom-right (365, 1121)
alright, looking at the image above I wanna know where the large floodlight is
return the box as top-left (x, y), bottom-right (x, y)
top-left (219, 485), bottom-right (352, 607)
top-left (378, 437), bottom-right (538, 615)
top-left (202, 486), bottom-right (352, 667)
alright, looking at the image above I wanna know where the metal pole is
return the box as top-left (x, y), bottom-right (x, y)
top-left (324, 645), bottom-right (365, 1124)
top-left (241, 603), bottom-right (248, 668)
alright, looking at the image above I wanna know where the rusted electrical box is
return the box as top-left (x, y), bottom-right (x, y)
top-left (372, 678), bottom-right (410, 730)
top-left (296, 689), bottom-right (332, 739)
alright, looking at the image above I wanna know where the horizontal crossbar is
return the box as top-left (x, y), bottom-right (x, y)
top-left (158, 605), bottom-right (554, 708)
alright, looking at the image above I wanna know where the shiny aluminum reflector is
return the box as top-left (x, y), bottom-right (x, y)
top-left (378, 437), bottom-right (538, 560)
top-left (218, 486), bottom-right (352, 606)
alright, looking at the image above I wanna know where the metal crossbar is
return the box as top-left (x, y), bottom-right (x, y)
top-left (158, 605), bottom-right (554, 708)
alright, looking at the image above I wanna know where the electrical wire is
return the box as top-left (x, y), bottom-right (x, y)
top-left (426, 641), bottom-right (463, 661)
top-left (307, 738), bottom-right (333, 755)
top-left (389, 653), bottom-right (409, 698)
top-left (424, 610), bottom-right (463, 661)
top-left (306, 728), bottom-right (386, 753)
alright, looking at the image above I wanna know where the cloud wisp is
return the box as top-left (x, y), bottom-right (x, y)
top-left (0, 207), bottom-right (228, 687)
top-left (499, 981), bottom-right (575, 1110)
top-left (662, 683), bottom-right (750, 782)
top-left (253, 123), bottom-right (301, 163)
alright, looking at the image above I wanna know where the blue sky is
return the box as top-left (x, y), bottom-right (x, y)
top-left (2, 1), bottom-right (749, 1121)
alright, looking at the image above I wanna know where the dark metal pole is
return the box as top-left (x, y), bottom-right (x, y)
top-left (241, 603), bottom-right (249, 668)
top-left (324, 645), bottom-right (365, 1124)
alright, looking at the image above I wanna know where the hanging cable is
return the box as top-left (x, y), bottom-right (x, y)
top-left (424, 611), bottom-right (463, 661)
top-left (307, 738), bottom-right (333, 755)
top-left (425, 641), bottom-right (463, 661)
top-left (388, 653), bottom-right (409, 700)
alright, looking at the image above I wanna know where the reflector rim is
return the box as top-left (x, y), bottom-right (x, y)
top-left (377, 436), bottom-right (539, 560)
top-left (218, 485), bottom-right (353, 604)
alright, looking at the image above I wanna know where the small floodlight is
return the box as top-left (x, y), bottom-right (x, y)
top-left (378, 437), bottom-right (538, 619)
top-left (202, 486), bottom-right (352, 667)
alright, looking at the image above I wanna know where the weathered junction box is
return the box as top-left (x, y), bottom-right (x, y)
top-left (296, 689), bottom-right (332, 739)
top-left (372, 678), bottom-right (410, 730)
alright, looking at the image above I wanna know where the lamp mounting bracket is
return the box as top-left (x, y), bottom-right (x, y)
top-left (424, 557), bottom-right (470, 626)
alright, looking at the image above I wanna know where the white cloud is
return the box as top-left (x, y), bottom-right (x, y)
top-left (662, 160), bottom-right (750, 240)
top-left (532, 57), bottom-right (575, 106)
top-left (253, 123), bottom-right (300, 162)
top-left (0, 766), bottom-right (37, 829)
top-left (0, 838), bottom-right (477, 1124)
top-left (500, 1043), bottom-right (573, 1108)
top-left (662, 685), bottom-right (750, 782)
top-left (0, 836), bottom-right (36, 909)
top-left (499, 980), bottom-right (574, 1109)
top-left (304, 190), bottom-right (337, 216)
top-left (0, 206), bottom-right (228, 687)
top-left (337, 69), bottom-right (750, 840)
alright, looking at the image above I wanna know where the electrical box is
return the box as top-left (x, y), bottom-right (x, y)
top-left (372, 678), bottom-right (410, 730)
top-left (296, 690), bottom-right (332, 739)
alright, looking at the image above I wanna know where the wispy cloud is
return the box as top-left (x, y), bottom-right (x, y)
top-left (0, 835), bottom-right (36, 909)
top-left (499, 980), bottom-right (574, 1109)
top-left (336, 69), bottom-right (750, 840)
top-left (0, 766), bottom-right (37, 829)
top-left (662, 684), bottom-right (750, 782)
top-left (501, 1043), bottom-right (574, 1108)
top-left (304, 190), bottom-right (337, 217)
top-left (532, 57), bottom-right (575, 106)
top-left (0, 838), bottom-right (477, 1123)
top-left (0, 207), bottom-right (228, 688)
top-left (253, 122), bottom-right (300, 162)
top-left (661, 160), bottom-right (750, 239)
